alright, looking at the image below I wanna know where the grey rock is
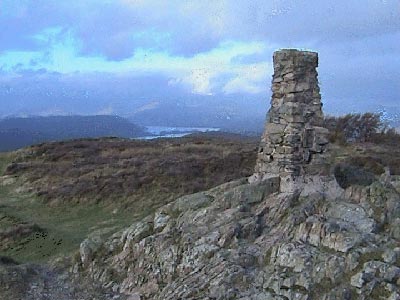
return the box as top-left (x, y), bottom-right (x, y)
top-left (383, 248), bottom-right (400, 264)
top-left (153, 211), bottom-right (171, 232)
top-left (70, 50), bottom-right (400, 300)
top-left (252, 49), bottom-right (331, 197)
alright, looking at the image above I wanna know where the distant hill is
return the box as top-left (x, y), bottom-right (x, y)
top-left (0, 115), bottom-right (147, 152)
top-left (127, 98), bottom-right (266, 135)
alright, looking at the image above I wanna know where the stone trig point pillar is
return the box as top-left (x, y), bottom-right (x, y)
top-left (249, 49), bottom-right (330, 192)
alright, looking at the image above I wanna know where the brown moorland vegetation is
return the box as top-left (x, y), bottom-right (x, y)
top-left (0, 122), bottom-right (399, 263)
top-left (0, 133), bottom-right (259, 262)
top-left (324, 113), bottom-right (400, 181)
top-left (4, 116), bottom-right (400, 210)
top-left (4, 134), bottom-right (258, 209)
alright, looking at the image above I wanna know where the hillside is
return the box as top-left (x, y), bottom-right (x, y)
top-left (0, 134), bottom-right (258, 263)
top-left (4, 134), bottom-right (257, 206)
top-left (0, 115), bottom-right (147, 152)
top-left (128, 98), bottom-right (265, 134)
top-left (1, 49), bottom-right (400, 300)
top-left (0, 132), bottom-right (399, 299)
top-left (74, 167), bottom-right (400, 300)
top-left (59, 48), bottom-right (400, 300)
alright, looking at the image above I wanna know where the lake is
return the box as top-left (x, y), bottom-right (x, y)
top-left (136, 126), bottom-right (220, 140)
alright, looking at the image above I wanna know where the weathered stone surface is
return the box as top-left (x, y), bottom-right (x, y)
top-left (72, 172), bottom-right (400, 299)
top-left (250, 49), bottom-right (330, 189)
top-left (69, 50), bottom-right (400, 300)
top-left (0, 175), bottom-right (16, 186)
top-left (0, 259), bottom-right (124, 300)
top-left (153, 211), bottom-right (171, 232)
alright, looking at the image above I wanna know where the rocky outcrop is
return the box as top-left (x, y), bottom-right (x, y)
top-left (74, 175), bottom-right (400, 299)
top-left (71, 49), bottom-right (400, 299)
top-left (0, 261), bottom-right (125, 300)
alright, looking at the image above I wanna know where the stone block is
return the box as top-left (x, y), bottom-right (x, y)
top-left (276, 146), bottom-right (297, 154)
top-left (282, 114), bottom-right (305, 123)
top-left (268, 133), bottom-right (283, 144)
top-left (265, 123), bottom-right (286, 134)
top-left (280, 102), bottom-right (304, 116)
top-left (283, 134), bottom-right (301, 145)
top-left (303, 128), bottom-right (314, 148)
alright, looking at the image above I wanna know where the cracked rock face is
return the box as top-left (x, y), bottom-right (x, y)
top-left (251, 49), bottom-right (330, 186)
top-left (74, 176), bottom-right (400, 300)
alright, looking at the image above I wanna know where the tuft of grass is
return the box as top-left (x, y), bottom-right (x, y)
top-left (0, 152), bottom-right (12, 176)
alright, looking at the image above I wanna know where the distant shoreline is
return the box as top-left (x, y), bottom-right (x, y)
top-left (135, 126), bottom-right (220, 140)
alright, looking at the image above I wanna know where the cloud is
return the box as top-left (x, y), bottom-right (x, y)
top-left (1, 0), bottom-right (399, 58)
top-left (0, 0), bottom-right (399, 118)
top-left (0, 27), bottom-right (271, 95)
top-left (223, 64), bottom-right (268, 94)
top-left (115, 0), bottom-right (400, 54)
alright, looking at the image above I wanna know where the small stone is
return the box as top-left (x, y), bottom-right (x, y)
top-left (383, 248), bottom-right (400, 264)
top-left (154, 212), bottom-right (171, 232)
top-left (351, 272), bottom-right (366, 288)
top-left (265, 123), bottom-right (286, 134)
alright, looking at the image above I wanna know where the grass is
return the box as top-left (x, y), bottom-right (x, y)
top-left (4, 136), bottom-right (257, 207)
top-left (0, 184), bottom-right (137, 263)
top-left (329, 142), bottom-right (400, 176)
top-left (1, 133), bottom-right (398, 265)
top-left (0, 152), bottom-right (12, 176)
top-left (0, 153), bottom-right (138, 263)
top-left (0, 134), bottom-right (257, 264)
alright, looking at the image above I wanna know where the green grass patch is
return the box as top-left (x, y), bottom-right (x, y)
top-left (0, 152), bottom-right (11, 176)
top-left (0, 135), bottom-right (258, 264)
top-left (0, 181), bottom-right (136, 264)
top-left (0, 150), bottom-right (156, 264)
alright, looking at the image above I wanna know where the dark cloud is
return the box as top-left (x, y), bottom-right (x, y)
top-left (2, 0), bottom-right (398, 58)
top-left (0, 0), bottom-right (399, 119)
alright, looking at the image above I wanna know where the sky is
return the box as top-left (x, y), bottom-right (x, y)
top-left (0, 0), bottom-right (399, 125)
